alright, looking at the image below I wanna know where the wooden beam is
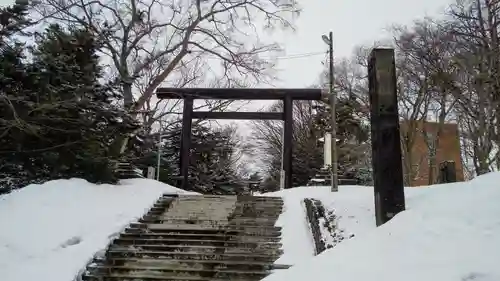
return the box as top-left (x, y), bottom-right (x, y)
top-left (192, 111), bottom-right (284, 120)
top-left (156, 88), bottom-right (323, 101)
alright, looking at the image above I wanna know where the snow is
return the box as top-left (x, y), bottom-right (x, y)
top-left (262, 188), bottom-right (316, 264)
top-left (263, 185), bottom-right (377, 264)
top-left (0, 178), bottom-right (197, 281)
top-left (263, 172), bottom-right (500, 281)
top-left (2, 172), bottom-right (499, 281)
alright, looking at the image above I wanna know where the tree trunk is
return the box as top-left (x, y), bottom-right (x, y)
top-left (122, 82), bottom-right (134, 110)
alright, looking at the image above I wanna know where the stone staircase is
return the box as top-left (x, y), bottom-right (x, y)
top-left (307, 168), bottom-right (358, 186)
top-left (80, 194), bottom-right (289, 281)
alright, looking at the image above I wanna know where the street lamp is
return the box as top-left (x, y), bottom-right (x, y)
top-left (321, 35), bottom-right (330, 45)
top-left (322, 31), bottom-right (338, 192)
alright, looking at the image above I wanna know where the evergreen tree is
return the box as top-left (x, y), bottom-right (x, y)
top-left (0, 22), bottom-right (139, 188)
top-left (253, 96), bottom-right (370, 189)
top-left (0, 2), bottom-right (31, 42)
top-left (312, 94), bottom-right (371, 183)
top-left (27, 24), bottom-right (139, 182)
top-left (133, 122), bottom-right (241, 194)
top-left (260, 176), bottom-right (280, 193)
top-left (0, 3), bottom-right (35, 188)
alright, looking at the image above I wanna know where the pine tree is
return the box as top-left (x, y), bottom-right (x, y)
top-left (253, 95), bottom-right (370, 190)
top-left (134, 122), bottom-right (241, 194)
top-left (0, 22), bottom-right (139, 188)
top-left (0, 2), bottom-right (31, 41)
top-left (0, 3), bottom-right (35, 189)
top-left (312, 96), bottom-right (371, 182)
top-left (28, 24), bottom-right (140, 182)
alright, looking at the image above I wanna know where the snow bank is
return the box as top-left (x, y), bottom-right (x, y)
top-left (262, 185), bottom-right (377, 264)
top-left (263, 172), bottom-right (500, 281)
top-left (0, 178), bottom-right (197, 281)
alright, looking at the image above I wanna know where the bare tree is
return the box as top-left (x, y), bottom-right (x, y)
top-left (393, 19), bottom-right (461, 184)
top-left (389, 25), bottom-right (431, 185)
top-left (33, 0), bottom-right (299, 152)
top-left (251, 100), bottom-right (322, 186)
top-left (447, 0), bottom-right (500, 175)
top-left (251, 74), bottom-right (371, 187)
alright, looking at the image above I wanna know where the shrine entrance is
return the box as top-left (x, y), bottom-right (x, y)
top-left (155, 88), bottom-right (324, 190)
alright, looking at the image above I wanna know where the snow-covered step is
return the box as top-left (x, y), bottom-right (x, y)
top-left (124, 221), bottom-right (281, 230)
top-left (93, 258), bottom-right (290, 271)
top-left (107, 244), bottom-right (283, 255)
top-left (139, 217), bottom-right (281, 226)
top-left (80, 194), bottom-right (285, 281)
top-left (133, 222), bottom-right (282, 232)
top-left (124, 226), bottom-right (282, 237)
top-left (118, 232), bottom-right (282, 241)
top-left (164, 194), bottom-right (283, 201)
top-left (85, 265), bottom-right (270, 278)
top-left (153, 201), bottom-right (284, 210)
top-left (105, 250), bottom-right (281, 262)
top-left (144, 214), bottom-right (282, 220)
top-left (112, 237), bottom-right (281, 247)
top-left (82, 273), bottom-right (254, 281)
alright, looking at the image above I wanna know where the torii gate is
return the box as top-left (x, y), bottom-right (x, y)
top-left (155, 88), bottom-right (324, 191)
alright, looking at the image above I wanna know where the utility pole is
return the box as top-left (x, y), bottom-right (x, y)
top-left (322, 31), bottom-right (338, 192)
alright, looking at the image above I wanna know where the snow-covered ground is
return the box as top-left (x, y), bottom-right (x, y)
top-left (262, 185), bottom-right (380, 265)
top-left (263, 172), bottom-right (500, 281)
top-left (2, 172), bottom-right (499, 281)
top-left (0, 178), bottom-right (197, 281)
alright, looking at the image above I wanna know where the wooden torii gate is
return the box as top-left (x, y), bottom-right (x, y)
top-left (155, 88), bottom-right (323, 191)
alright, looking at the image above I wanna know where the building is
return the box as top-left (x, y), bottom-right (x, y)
top-left (400, 121), bottom-right (464, 186)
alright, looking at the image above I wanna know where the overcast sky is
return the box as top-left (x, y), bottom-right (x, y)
top-left (233, 0), bottom-right (453, 133)
top-left (235, 0), bottom-right (454, 171)
top-left (0, 0), bottom-right (452, 127)
top-left (0, 0), bottom-right (452, 92)
top-left (0, 0), bottom-right (454, 171)
top-left (236, 0), bottom-right (454, 171)
top-left (267, 0), bottom-right (451, 88)
top-left (0, 0), bottom-right (452, 87)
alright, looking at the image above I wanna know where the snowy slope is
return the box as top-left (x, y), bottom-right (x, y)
top-left (262, 185), bottom-right (379, 264)
top-left (0, 178), bottom-right (197, 281)
top-left (263, 172), bottom-right (500, 281)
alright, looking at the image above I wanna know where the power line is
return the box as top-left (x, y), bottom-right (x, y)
top-left (270, 51), bottom-right (326, 60)
top-left (203, 51), bottom-right (327, 61)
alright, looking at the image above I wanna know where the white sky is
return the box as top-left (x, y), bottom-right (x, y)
top-left (231, 0), bottom-right (453, 170)
top-left (0, 0), bottom-right (453, 172)
top-left (267, 0), bottom-right (451, 88)
top-left (0, 0), bottom-right (452, 94)
top-left (232, 0), bottom-right (452, 134)
top-left (0, 0), bottom-right (452, 128)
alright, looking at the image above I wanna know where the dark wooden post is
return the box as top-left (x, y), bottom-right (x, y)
top-left (282, 96), bottom-right (293, 189)
top-left (368, 48), bottom-right (405, 226)
top-left (179, 97), bottom-right (194, 190)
